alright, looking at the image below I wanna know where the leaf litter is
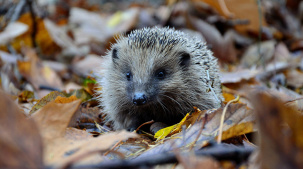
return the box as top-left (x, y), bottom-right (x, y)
top-left (0, 0), bottom-right (303, 168)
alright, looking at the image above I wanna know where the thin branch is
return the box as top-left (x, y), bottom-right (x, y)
top-left (217, 95), bottom-right (240, 144)
top-left (135, 120), bottom-right (154, 133)
top-left (26, 0), bottom-right (37, 48)
top-left (68, 144), bottom-right (255, 169)
top-left (10, 0), bottom-right (26, 23)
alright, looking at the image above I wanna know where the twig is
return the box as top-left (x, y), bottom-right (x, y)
top-left (256, 0), bottom-right (264, 69)
top-left (10, 0), bottom-right (26, 23)
top-left (26, 0), bottom-right (37, 48)
top-left (284, 97), bottom-right (303, 104)
top-left (69, 144), bottom-right (255, 169)
top-left (135, 120), bottom-right (154, 133)
top-left (103, 140), bottom-right (123, 156)
top-left (217, 95), bottom-right (240, 144)
top-left (58, 149), bottom-right (107, 169)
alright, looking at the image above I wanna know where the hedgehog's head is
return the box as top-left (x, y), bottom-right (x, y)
top-left (108, 27), bottom-right (192, 108)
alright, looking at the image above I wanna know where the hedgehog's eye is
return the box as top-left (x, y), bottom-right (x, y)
top-left (155, 70), bottom-right (165, 80)
top-left (126, 72), bottom-right (132, 81)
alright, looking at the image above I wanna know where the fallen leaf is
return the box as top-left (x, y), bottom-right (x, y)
top-left (0, 91), bottom-right (43, 169)
top-left (44, 19), bottom-right (88, 57)
top-left (197, 0), bottom-right (267, 34)
top-left (154, 113), bottom-right (189, 140)
top-left (285, 69), bottom-right (303, 88)
top-left (29, 91), bottom-right (66, 115)
top-left (30, 96), bottom-right (137, 166)
top-left (1, 63), bottom-right (21, 95)
top-left (66, 88), bottom-right (93, 102)
top-left (220, 69), bottom-right (259, 84)
top-left (188, 16), bottom-right (237, 63)
top-left (55, 95), bottom-right (78, 103)
top-left (57, 130), bottom-right (138, 167)
top-left (17, 48), bottom-right (63, 91)
top-left (69, 7), bottom-right (139, 45)
top-left (8, 13), bottom-right (61, 56)
top-left (218, 122), bottom-right (254, 141)
top-left (0, 50), bottom-right (21, 64)
top-left (137, 103), bottom-right (255, 158)
top-left (178, 154), bottom-right (220, 169)
top-left (240, 40), bottom-right (276, 68)
top-left (31, 99), bottom-right (81, 140)
top-left (251, 91), bottom-right (303, 169)
top-left (0, 22), bottom-right (28, 45)
top-left (73, 54), bottom-right (105, 77)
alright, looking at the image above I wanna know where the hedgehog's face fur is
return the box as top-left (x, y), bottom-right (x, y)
top-left (110, 44), bottom-right (191, 108)
top-left (98, 27), bottom-right (222, 130)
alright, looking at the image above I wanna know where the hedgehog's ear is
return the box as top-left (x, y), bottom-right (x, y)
top-left (112, 48), bottom-right (119, 63)
top-left (179, 52), bottom-right (190, 68)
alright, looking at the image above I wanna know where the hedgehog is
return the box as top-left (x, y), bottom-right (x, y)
top-left (96, 27), bottom-right (222, 130)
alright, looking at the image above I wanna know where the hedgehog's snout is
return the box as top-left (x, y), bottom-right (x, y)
top-left (133, 92), bottom-right (147, 106)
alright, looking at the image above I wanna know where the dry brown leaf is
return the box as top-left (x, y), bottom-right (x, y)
top-left (137, 103), bottom-right (255, 158)
top-left (1, 63), bottom-right (21, 95)
top-left (240, 40), bottom-right (276, 68)
top-left (56, 130), bottom-right (138, 167)
top-left (0, 22), bottom-right (28, 45)
top-left (285, 69), bottom-right (303, 88)
top-left (220, 69), bottom-right (259, 84)
top-left (44, 19), bottom-right (89, 57)
top-left (274, 42), bottom-right (291, 62)
top-left (73, 54), bottom-right (105, 76)
top-left (0, 91), bottom-right (43, 169)
top-left (7, 12), bottom-right (61, 55)
top-left (218, 122), bottom-right (254, 141)
top-left (252, 91), bottom-right (303, 169)
top-left (29, 97), bottom-right (137, 166)
top-left (64, 82), bottom-right (82, 93)
top-left (0, 50), bottom-right (21, 64)
top-left (71, 106), bottom-right (102, 125)
top-left (17, 48), bottom-right (63, 91)
top-left (212, 103), bottom-right (255, 140)
top-left (55, 95), bottom-right (78, 103)
top-left (31, 99), bottom-right (81, 141)
top-left (178, 154), bottom-right (220, 169)
top-left (69, 7), bottom-right (139, 45)
top-left (266, 82), bottom-right (303, 110)
top-left (196, 0), bottom-right (267, 34)
top-left (188, 16), bottom-right (237, 63)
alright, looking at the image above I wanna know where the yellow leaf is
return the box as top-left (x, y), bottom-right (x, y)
top-left (107, 11), bottom-right (122, 28)
top-left (155, 113), bottom-right (189, 141)
top-left (222, 92), bottom-right (235, 103)
top-left (154, 124), bottom-right (178, 140)
top-left (216, 122), bottom-right (254, 141)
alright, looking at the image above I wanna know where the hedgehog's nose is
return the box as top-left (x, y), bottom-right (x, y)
top-left (133, 93), bottom-right (147, 106)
